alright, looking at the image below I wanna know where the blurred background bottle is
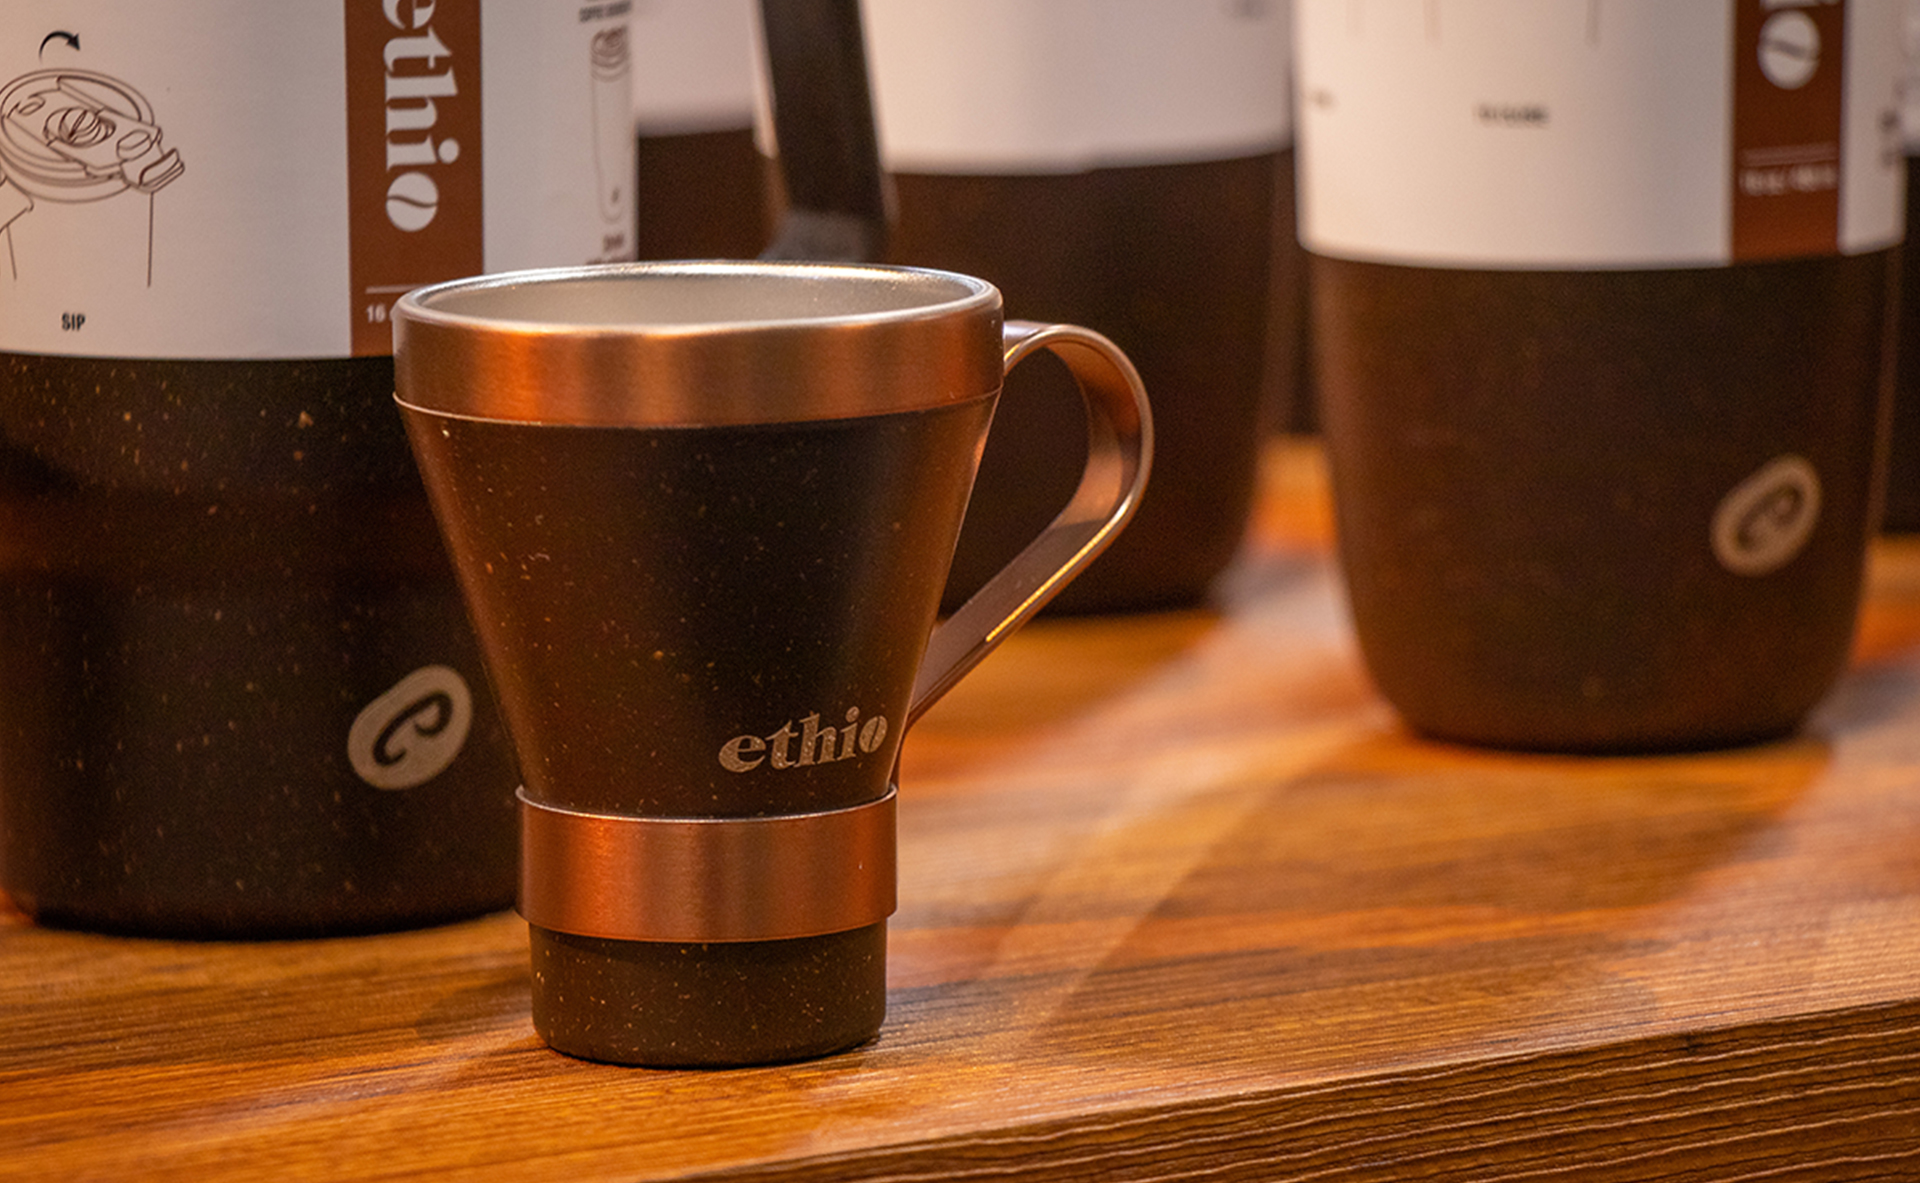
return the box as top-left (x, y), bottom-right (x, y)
top-left (858, 0), bottom-right (1295, 613)
top-left (1298, 0), bottom-right (1903, 752)
top-left (0, 2), bottom-right (631, 935)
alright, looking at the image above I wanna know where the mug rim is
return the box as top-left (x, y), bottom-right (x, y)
top-left (392, 260), bottom-right (1007, 428)
top-left (394, 260), bottom-right (1000, 337)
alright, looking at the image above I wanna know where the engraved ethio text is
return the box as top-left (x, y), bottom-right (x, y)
top-left (719, 707), bottom-right (888, 773)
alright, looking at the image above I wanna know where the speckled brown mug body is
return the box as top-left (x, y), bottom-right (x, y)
top-left (394, 261), bottom-right (1151, 1065)
top-left (0, 353), bottom-right (521, 938)
top-left (1312, 252), bottom-right (1896, 752)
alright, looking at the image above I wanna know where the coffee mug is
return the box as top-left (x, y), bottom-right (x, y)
top-left (1297, 0), bottom-right (1900, 753)
top-left (393, 260), bottom-right (1151, 1066)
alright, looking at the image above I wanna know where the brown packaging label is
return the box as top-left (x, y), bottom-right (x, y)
top-left (1732, 0), bottom-right (1847, 261)
top-left (346, 0), bottom-right (485, 356)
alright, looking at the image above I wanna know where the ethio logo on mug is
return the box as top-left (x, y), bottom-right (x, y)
top-left (718, 708), bottom-right (889, 773)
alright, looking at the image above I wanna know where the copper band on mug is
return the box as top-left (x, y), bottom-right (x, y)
top-left (516, 788), bottom-right (897, 943)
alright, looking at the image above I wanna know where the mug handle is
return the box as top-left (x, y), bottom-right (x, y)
top-left (906, 320), bottom-right (1154, 726)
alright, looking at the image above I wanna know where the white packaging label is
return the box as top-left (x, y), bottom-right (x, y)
top-left (860, 0), bottom-right (1293, 174)
top-left (0, 0), bottom-right (635, 360)
top-left (630, 0), bottom-right (757, 135)
top-left (1297, 0), bottom-right (1905, 268)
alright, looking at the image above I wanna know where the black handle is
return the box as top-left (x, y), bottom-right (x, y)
top-left (756, 0), bottom-right (891, 262)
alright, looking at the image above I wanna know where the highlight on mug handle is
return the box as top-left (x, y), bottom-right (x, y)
top-left (906, 320), bottom-right (1155, 726)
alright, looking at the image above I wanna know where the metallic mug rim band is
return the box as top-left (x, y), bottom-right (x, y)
top-left (516, 787), bottom-right (898, 944)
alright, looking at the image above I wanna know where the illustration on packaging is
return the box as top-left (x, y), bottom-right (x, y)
top-left (590, 22), bottom-right (631, 227)
top-left (1, 52), bottom-right (183, 287)
top-left (0, 4), bottom-right (630, 360)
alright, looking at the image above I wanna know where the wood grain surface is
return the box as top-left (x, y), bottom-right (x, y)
top-left (3, 440), bottom-right (1918, 1181)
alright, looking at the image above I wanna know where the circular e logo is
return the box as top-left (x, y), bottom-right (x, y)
top-left (1711, 454), bottom-right (1821, 577)
top-left (348, 665), bottom-right (474, 789)
top-left (1757, 10), bottom-right (1819, 91)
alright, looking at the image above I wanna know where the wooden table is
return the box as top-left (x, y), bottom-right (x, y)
top-left (4, 440), bottom-right (1918, 1181)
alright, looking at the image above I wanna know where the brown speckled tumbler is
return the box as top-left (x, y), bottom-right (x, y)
top-left (394, 261), bottom-right (1151, 1065)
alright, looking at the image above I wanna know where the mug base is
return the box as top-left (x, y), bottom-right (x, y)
top-left (528, 920), bottom-right (887, 1067)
